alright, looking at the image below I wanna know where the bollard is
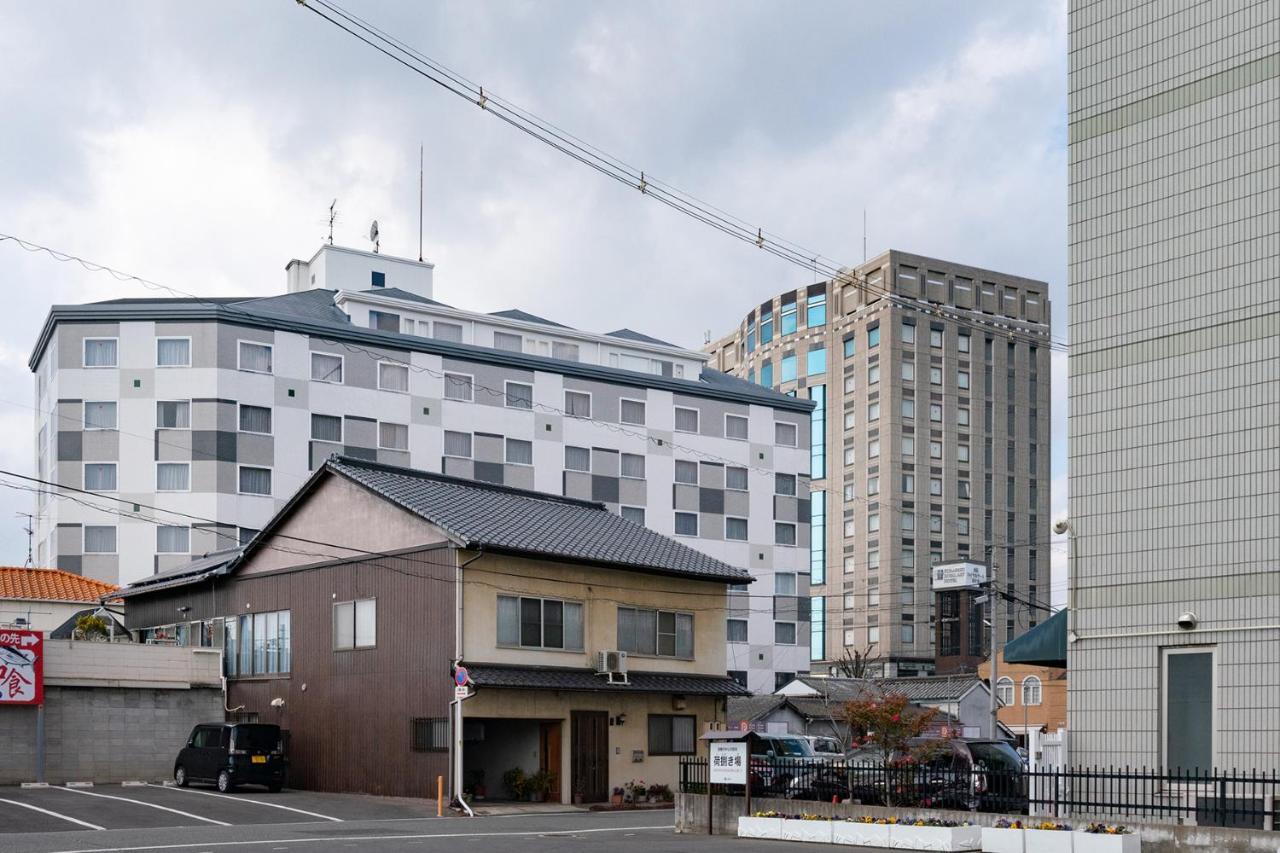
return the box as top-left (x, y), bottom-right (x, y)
top-left (437, 775), bottom-right (443, 817)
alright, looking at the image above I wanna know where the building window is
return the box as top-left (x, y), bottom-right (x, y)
top-left (958, 370), bottom-right (971, 390)
top-left (780, 353), bottom-right (797, 383)
top-left (411, 718), bottom-right (449, 752)
top-left (157, 462), bottom-right (190, 492)
top-left (806, 291), bottom-right (827, 327)
top-left (930, 403), bottom-right (943, 423)
top-left (725, 414), bottom-right (749, 440)
top-left (867, 512), bottom-right (879, 533)
top-left (843, 337), bottom-right (855, 358)
top-left (564, 445), bottom-right (590, 471)
top-left (1163, 648), bottom-right (1214, 771)
top-left (378, 362), bottom-right (410, 393)
top-left (238, 527), bottom-right (259, 546)
top-left (368, 310), bottom-right (400, 332)
top-left (810, 490), bottom-right (826, 583)
top-left (959, 479), bottom-right (971, 499)
top-left (238, 404), bottom-right (271, 434)
top-left (565, 390), bottom-right (591, 418)
top-left (806, 346), bottom-right (826, 376)
top-left (1021, 676), bottom-right (1042, 707)
top-left (156, 400), bottom-right (190, 430)
top-left (84, 401), bottom-right (117, 431)
top-left (238, 466), bottom-right (271, 496)
top-left (809, 385), bottom-right (826, 478)
top-left (504, 381), bottom-right (533, 410)
top-left (760, 309), bottom-right (774, 343)
top-left (493, 331), bottom-right (522, 352)
top-left (230, 609), bottom-right (291, 676)
top-left (674, 460), bottom-right (699, 485)
top-left (674, 512), bottom-right (699, 536)
top-left (959, 333), bottom-right (971, 353)
top-left (780, 301), bottom-right (798, 335)
top-left (775, 671), bottom-right (796, 691)
top-left (648, 715), bottom-right (697, 756)
top-left (331, 599), bottom-right (377, 651)
top-left (156, 525), bottom-right (190, 554)
top-left (902, 399), bottom-right (915, 420)
top-left (868, 402), bottom-right (880, 421)
top-left (552, 341), bottom-right (580, 361)
top-left (618, 607), bottom-right (693, 658)
top-left (902, 512), bottom-right (915, 532)
top-left (775, 572), bottom-right (797, 595)
top-left (901, 473), bottom-right (913, 493)
top-left (620, 398), bottom-right (647, 425)
top-left (902, 436), bottom-right (915, 458)
top-left (674, 407), bottom-right (700, 433)
top-left (869, 364), bottom-right (880, 384)
top-left (868, 325), bottom-right (880, 348)
top-left (930, 440), bottom-right (943, 459)
top-left (868, 438), bottom-right (880, 458)
top-left (618, 453), bottom-right (645, 479)
top-left (775, 421), bottom-right (798, 447)
top-left (498, 595), bottom-right (583, 650)
top-left (930, 328), bottom-right (943, 348)
top-left (725, 516), bottom-right (749, 541)
top-left (868, 476), bottom-right (881, 496)
top-left (310, 352), bottom-right (344, 384)
top-left (444, 372), bottom-right (473, 401)
top-left (996, 677), bottom-right (1015, 706)
top-left (156, 338), bottom-right (190, 367)
top-left (775, 473), bottom-right (796, 496)
top-left (434, 322), bottom-right (463, 342)
top-left (83, 338), bottom-right (118, 368)
top-left (810, 595), bottom-right (825, 662)
top-left (902, 361), bottom-right (915, 382)
top-left (775, 622), bottom-right (797, 645)
top-left (958, 444), bottom-right (970, 463)
top-left (760, 362), bottom-right (774, 387)
top-left (727, 619), bottom-right (748, 643)
top-left (929, 477), bottom-right (943, 497)
top-left (867, 627), bottom-right (879, 645)
top-left (901, 624), bottom-right (915, 644)
top-left (83, 525), bottom-right (116, 553)
top-left (84, 463), bottom-right (117, 491)
top-left (901, 321), bottom-right (916, 344)
top-left (775, 522), bottom-right (797, 546)
top-left (620, 506), bottom-right (645, 525)
top-left (958, 407), bottom-right (971, 427)
top-left (726, 466), bottom-right (748, 491)
top-left (378, 422), bottom-right (409, 451)
top-left (311, 413), bottom-right (343, 443)
top-left (504, 438), bottom-right (533, 465)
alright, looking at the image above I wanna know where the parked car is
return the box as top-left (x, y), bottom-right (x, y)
top-left (802, 735), bottom-right (844, 758)
top-left (746, 734), bottom-right (817, 794)
top-left (174, 723), bottom-right (287, 793)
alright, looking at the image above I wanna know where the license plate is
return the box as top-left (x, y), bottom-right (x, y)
top-left (251, 755), bottom-right (267, 764)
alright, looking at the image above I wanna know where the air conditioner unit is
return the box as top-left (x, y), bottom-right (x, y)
top-left (596, 650), bottom-right (629, 684)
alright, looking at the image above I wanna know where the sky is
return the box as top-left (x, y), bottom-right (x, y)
top-left (0, 0), bottom-right (1069, 605)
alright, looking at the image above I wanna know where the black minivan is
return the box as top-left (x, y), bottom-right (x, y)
top-left (174, 723), bottom-right (287, 792)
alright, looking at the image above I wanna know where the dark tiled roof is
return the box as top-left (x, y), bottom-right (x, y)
top-left (48, 607), bottom-right (132, 640)
top-left (328, 456), bottom-right (751, 583)
top-left (789, 675), bottom-right (983, 704)
top-left (605, 327), bottom-right (678, 347)
top-left (243, 289), bottom-right (351, 324)
top-left (727, 695), bottom-right (787, 723)
top-left (115, 547), bottom-right (243, 598)
top-left (467, 663), bottom-right (750, 696)
top-left (490, 308), bottom-right (571, 329)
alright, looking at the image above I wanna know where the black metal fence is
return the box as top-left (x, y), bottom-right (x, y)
top-left (679, 758), bottom-right (1280, 830)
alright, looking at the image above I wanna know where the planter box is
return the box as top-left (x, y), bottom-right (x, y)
top-left (891, 824), bottom-right (980, 851)
top-left (737, 816), bottom-right (783, 839)
top-left (1073, 832), bottom-right (1140, 853)
top-left (781, 818), bottom-right (834, 843)
top-left (1022, 829), bottom-right (1073, 853)
top-left (832, 821), bottom-right (892, 847)
top-left (981, 827), bottom-right (1025, 853)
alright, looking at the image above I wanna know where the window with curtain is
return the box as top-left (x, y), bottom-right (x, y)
top-left (775, 421), bottom-right (798, 446)
top-left (238, 341), bottom-right (272, 373)
top-left (620, 453), bottom-right (645, 479)
top-left (311, 414), bottom-right (343, 443)
top-left (1021, 676), bottom-right (1042, 706)
top-left (433, 322), bottom-right (463, 342)
top-left (156, 338), bottom-right (190, 367)
top-left (84, 463), bottom-right (116, 491)
top-left (725, 517), bottom-right (748, 541)
top-left (233, 610), bottom-right (291, 675)
top-left (443, 372), bottom-right (473, 401)
top-left (725, 414), bottom-right (748, 440)
top-left (775, 522), bottom-right (797, 546)
top-left (505, 438), bottom-right (533, 465)
top-left (443, 431), bottom-right (472, 458)
top-left (493, 331), bottom-right (523, 352)
top-left (774, 473), bottom-right (796, 496)
top-left (156, 525), bottom-right (190, 554)
top-left (333, 599), bottom-right (377, 649)
top-left (564, 390), bottom-right (591, 418)
top-left (552, 341), bottom-right (580, 361)
top-left (619, 399), bottom-right (646, 425)
top-left (497, 595), bottom-right (583, 649)
top-left (83, 525), bottom-right (116, 553)
top-left (618, 607), bottom-right (692, 658)
top-left (726, 466), bottom-right (748, 491)
top-left (504, 382), bottom-right (533, 410)
top-left (238, 404), bottom-right (272, 434)
top-left (648, 715), bottom-right (696, 756)
top-left (155, 400), bottom-right (190, 429)
top-left (84, 401), bottom-right (117, 430)
top-left (727, 619), bottom-right (748, 643)
top-left (674, 460), bottom-right (698, 485)
top-left (564, 445), bottom-right (590, 472)
top-left (83, 338), bottom-right (118, 367)
top-left (620, 506), bottom-right (645, 525)
top-left (674, 512), bottom-right (698, 536)
top-left (156, 463), bottom-right (190, 491)
top-left (238, 466), bottom-right (271, 495)
top-left (311, 352), bottom-right (344, 383)
top-left (378, 362), bottom-right (409, 392)
top-left (674, 407), bottom-right (699, 433)
top-left (378, 422), bottom-right (409, 450)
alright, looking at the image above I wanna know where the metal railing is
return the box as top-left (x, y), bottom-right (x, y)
top-left (679, 758), bottom-right (1280, 829)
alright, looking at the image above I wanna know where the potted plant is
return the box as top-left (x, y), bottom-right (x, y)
top-left (648, 782), bottom-right (673, 803)
top-left (625, 779), bottom-right (647, 804)
top-left (891, 817), bottom-right (979, 851)
top-left (832, 815), bottom-right (896, 847)
top-left (573, 780), bottom-right (585, 806)
top-left (501, 767), bottom-right (526, 801)
top-left (526, 770), bottom-right (551, 802)
top-left (1023, 820), bottom-right (1073, 853)
top-left (610, 786), bottom-right (624, 807)
top-left (780, 812), bottom-right (833, 843)
top-left (981, 818), bottom-right (1025, 853)
top-left (1074, 823), bottom-right (1140, 853)
top-left (738, 810), bottom-right (784, 839)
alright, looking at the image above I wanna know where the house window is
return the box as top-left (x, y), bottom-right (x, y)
top-left (727, 619), bottom-right (748, 643)
top-left (504, 381), bottom-right (533, 410)
top-left (775, 671), bottom-right (796, 691)
top-left (378, 422), bottom-right (409, 451)
top-left (775, 473), bottom-right (796, 496)
top-left (156, 338), bottom-right (190, 367)
top-left (378, 362), bottom-right (410, 392)
top-left (564, 445), bottom-right (590, 471)
top-left (620, 506), bottom-right (645, 525)
top-left (726, 466), bottom-right (748, 491)
top-left (368, 310), bottom-right (400, 332)
top-left (444, 372), bottom-right (473, 401)
top-left (674, 512), bottom-right (699, 536)
top-left (310, 352), bottom-right (344, 384)
top-left (493, 331), bottom-right (522, 352)
top-left (434, 322), bottom-right (463, 342)
top-left (620, 399), bottom-right (646, 425)
top-left (333, 599), bottom-right (377, 650)
top-left (156, 525), bottom-right (190, 554)
top-left (775, 522), bottom-right (797, 546)
top-left (564, 390), bottom-right (591, 418)
top-left (228, 610), bottom-right (291, 676)
top-left (84, 463), bottom-right (117, 491)
top-left (504, 438), bottom-right (533, 465)
top-left (311, 414), bottom-right (343, 443)
top-left (412, 719), bottom-right (449, 752)
top-left (775, 622), bottom-right (797, 645)
top-left (1164, 648), bottom-right (1214, 771)
top-left (238, 404), bottom-right (272, 434)
top-left (775, 421), bottom-right (798, 447)
top-left (156, 463), bottom-right (190, 492)
top-left (620, 453), bottom-right (645, 479)
top-left (84, 401), bottom-right (117, 431)
top-left (552, 341), bottom-right (580, 361)
top-left (674, 407), bottom-right (700, 433)
top-left (674, 460), bottom-right (699, 485)
top-left (497, 595), bottom-right (584, 650)
top-left (238, 466), bottom-right (272, 496)
top-left (618, 607), bottom-right (693, 658)
top-left (156, 400), bottom-right (190, 429)
top-left (238, 341), bottom-right (272, 373)
top-left (648, 715), bottom-right (697, 756)
top-left (1021, 676), bottom-right (1043, 707)
top-left (725, 414), bottom-right (749, 440)
top-left (725, 517), bottom-right (748, 541)
top-left (83, 338), bottom-right (118, 368)
top-left (444, 431), bottom-right (473, 459)
top-left (83, 525), bottom-right (116, 553)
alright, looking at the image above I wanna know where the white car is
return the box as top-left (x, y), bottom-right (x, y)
top-left (802, 735), bottom-right (844, 759)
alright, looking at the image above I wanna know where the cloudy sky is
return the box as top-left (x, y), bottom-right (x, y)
top-left (0, 0), bottom-right (1068, 604)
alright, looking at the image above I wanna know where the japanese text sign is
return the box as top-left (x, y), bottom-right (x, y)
top-left (0, 629), bottom-right (42, 705)
top-left (709, 741), bottom-right (747, 785)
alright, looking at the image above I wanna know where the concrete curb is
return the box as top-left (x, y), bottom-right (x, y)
top-left (121, 781), bottom-right (149, 787)
top-left (64, 782), bottom-right (94, 788)
top-left (20, 782), bottom-right (49, 788)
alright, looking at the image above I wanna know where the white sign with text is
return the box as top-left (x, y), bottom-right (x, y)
top-left (708, 741), bottom-right (748, 785)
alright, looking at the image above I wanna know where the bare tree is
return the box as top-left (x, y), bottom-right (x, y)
top-left (832, 644), bottom-right (882, 679)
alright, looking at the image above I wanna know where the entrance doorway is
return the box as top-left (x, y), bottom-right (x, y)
top-left (571, 710), bottom-right (608, 803)
top-left (539, 722), bottom-right (562, 802)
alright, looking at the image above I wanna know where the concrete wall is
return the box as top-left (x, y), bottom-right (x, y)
top-left (0, 599), bottom-right (88, 634)
top-left (43, 639), bottom-right (222, 688)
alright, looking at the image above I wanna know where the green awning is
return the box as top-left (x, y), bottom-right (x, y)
top-left (1003, 607), bottom-right (1067, 668)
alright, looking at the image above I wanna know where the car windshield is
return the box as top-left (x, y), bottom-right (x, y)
top-left (812, 739), bottom-right (840, 754)
top-left (232, 725), bottom-right (280, 752)
top-left (773, 738), bottom-right (813, 757)
top-left (968, 742), bottom-right (1023, 772)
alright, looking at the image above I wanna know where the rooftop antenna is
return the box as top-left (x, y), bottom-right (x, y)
top-left (418, 144), bottom-right (424, 263)
top-left (369, 220), bottom-right (380, 254)
top-left (17, 512), bottom-right (33, 567)
top-left (328, 199), bottom-right (337, 245)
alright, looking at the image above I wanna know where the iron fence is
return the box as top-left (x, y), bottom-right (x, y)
top-left (679, 757), bottom-right (1280, 830)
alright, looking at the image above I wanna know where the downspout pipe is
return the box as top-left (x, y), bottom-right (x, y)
top-left (451, 547), bottom-right (484, 816)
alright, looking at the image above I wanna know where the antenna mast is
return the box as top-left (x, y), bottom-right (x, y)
top-left (418, 144), bottom-right (424, 263)
top-left (17, 512), bottom-right (34, 567)
top-left (328, 199), bottom-right (338, 245)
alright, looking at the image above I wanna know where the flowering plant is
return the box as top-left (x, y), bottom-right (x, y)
top-left (1083, 823), bottom-right (1131, 834)
top-left (751, 810), bottom-right (779, 818)
top-left (993, 818), bottom-right (1024, 829)
top-left (908, 818), bottom-right (968, 827)
top-left (1034, 821), bottom-right (1072, 831)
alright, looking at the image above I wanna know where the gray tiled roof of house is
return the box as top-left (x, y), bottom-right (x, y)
top-left (360, 287), bottom-right (451, 307)
top-left (605, 327), bottom-right (678, 347)
top-left (789, 675), bottom-right (983, 704)
top-left (466, 663), bottom-right (750, 696)
top-left (113, 547), bottom-right (245, 599)
top-left (243, 289), bottom-right (352, 324)
top-left (327, 456), bottom-right (753, 583)
top-left (489, 308), bottom-right (571, 328)
top-left (727, 695), bottom-right (788, 723)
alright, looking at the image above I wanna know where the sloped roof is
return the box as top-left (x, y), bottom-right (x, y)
top-left (489, 308), bottom-right (572, 329)
top-left (605, 327), bottom-right (678, 347)
top-left (327, 457), bottom-right (751, 583)
top-left (48, 607), bottom-right (132, 640)
top-left (467, 663), bottom-right (749, 696)
top-left (785, 674), bottom-right (985, 704)
top-left (1003, 607), bottom-right (1067, 668)
top-left (360, 287), bottom-right (451, 307)
top-left (0, 567), bottom-right (120, 603)
top-left (244, 288), bottom-right (351, 324)
top-left (114, 547), bottom-right (244, 599)
top-left (727, 695), bottom-right (788, 723)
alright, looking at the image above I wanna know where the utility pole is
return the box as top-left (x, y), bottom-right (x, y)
top-left (986, 544), bottom-right (1000, 741)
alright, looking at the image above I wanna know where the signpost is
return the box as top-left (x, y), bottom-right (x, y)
top-left (0, 629), bottom-right (42, 705)
top-left (706, 741), bottom-right (749, 835)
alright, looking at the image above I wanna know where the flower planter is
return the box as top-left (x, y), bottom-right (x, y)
top-left (832, 821), bottom-right (892, 847)
top-left (1073, 831), bottom-right (1140, 853)
top-left (981, 827), bottom-right (1025, 853)
top-left (737, 816), bottom-right (783, 839)
top-left (1023, 829), bottom-right (1073, 853)
top-left (781, 818), bottom-right (834, 843)
top-left (890, 824), bottom-right (980, 851)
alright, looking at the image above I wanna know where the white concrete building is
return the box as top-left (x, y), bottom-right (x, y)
top-left (29, 244), bottom-right (814, 694)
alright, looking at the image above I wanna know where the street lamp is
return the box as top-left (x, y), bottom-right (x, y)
top-left (1053, 519), bottom-right (1076, 640)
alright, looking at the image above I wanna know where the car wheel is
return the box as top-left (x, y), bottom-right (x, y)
top-left (174, 766), bottom-right (188, 788)
top-left (217, 770), bottom-right (234, 793)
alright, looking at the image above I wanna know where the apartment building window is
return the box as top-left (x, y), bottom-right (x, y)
top-left (774, 573), bottom-right (797, 596)
top-left (493, 331), bottom-right (522, 353)
top-left (725, 517), bottom-right (749, 541)
top-left (843, 411), bottom-right (856, 430)
top-left (985, 337), bottom-right (994, 361)
top-left (618, 607), bottom-right (693, 658)
top-left (1007, 477), bottom-right (1016, 509)
top-left (810, 595), bottom-right (826, 662)
top-left (775, 422), bottom-right (798, 447)
top-left (869, 475), bottom-right (881, 496)
top-left (930, 514), bottom-right (942, 533)
top-left (901, 321), bottom-right (916, 344)
top-left (83, 338), bottom-right (118, 368)
top-left (228, 609), bottom-right (291, 676)
top-left (619, 398), bottom-right (646, 425)
top-left (238, 466), bottom-right (271, 496)
top-left (901, 473), bottom-right (913, 493)
top-left (311, 352), bottom-right (344, 384)
top-left (378, 422), bottom-right (409, 451)
top-left (844, 447), bottom-right (856, 466)
top-left (843, 336), bottom-right (855, 358)
top-left (727, 619), bottom-right (748, 643)
top-left (564, 390), bottom-right (591, 418)
top-left (648, 715), bottom-right (697, 756)
top-left (902, 512), bottom-right (915, 532)
top-left (1029, 443), bottom-right (1038, 471)
top-left (868, 513), bottom-right (880, 533)
top-left (84, 463), bottom-right (117, 491)
top-left (930, 367), bottom-right (942, 386)
top-left (929, 477), bottom-right (943, 497)
top-left (760, 362), bottom-right (774, 388)
top-left (958, 370), bottom-right (970, 390)
top-left (84, 401), bottom-right (117, 431)
top-left (157, 463), bottom-right (190, 492)
top-left (958, 407), bottom-right (970, 427)
top-left (726, 466), bottom-right (748, 491)
top-left (497, 595), bottom-right (583, 650)
top-left (930, 328), bottom-right (943, 348)
top-left (368, 310), bottom-right (400, 332)
top-left (984, 474), bottom-right (993, 504)
top-left (807, 291), bottom-right (827, 327)
top-left (563, 445), bottom-right (589, 471)
top-left (775, 522), bottom-right (797, 546)
top-left (775, 473), bottom-right (796, 496)
top-left (984, 402), bottom-right (994, 432)
top-left (780, 300), bottom-right (798, 334)
top-left (760, 309), bottom-right (774, 344)
top-left (902, 361), bottom-right (915, 382)
top-left (810, 491), bottom-right (826, 583)
top-left (869, 363), bottom-right (880, 384)
top-left (378, 362), bottom-right (410, 392)
top-left (869, 438), bottom-right (880, 458)
top-left (674, 407), bottom-right (700, 433)
top-left (493, 381), bottom-right (530, 411)
top-left (958, 444), bottom-right (970, 463)
top-left (868, 402), bottom-right (880, 421)
top-left (156, 525), bottom-right (190, 554)
top-left (958, 517), bottom-right (970, 535)
top-left (809, 386), bottom-right (826, 478)
top-left (775, 622), bottom-right (797, 645)
top-left (674, 460), bottom-right (699, 485)
top-left (868, 325), bottom-right (880, 348)
top-left (725, 414), bottom-right (749, 440)
top-left (156, 400), bottom-right (190, 430)
top-left (439, 372), bottom-right (472, 402)
top-left (843, 483), bottom-right (856, 501)
top-left (504, 438), bottom-right (533, 465)
top-left (843, 374), bottom-right (856, 394)
top-left (433, 321), bottom-right (463, 342)
top-left (620, 506), bottom-right (645, 525)
top-left (902, 436), bottom-right (914, 458)
top-left (610, 452), bottom-right (642, 480)
top-left (958, 333), bottom-right (971, 353)
top-left (311, 414), bottom-right (343, 443)
top-left (807, 346), bottom-right (826, 376)
top-left (868, 547), bottom-right (881, 572)
top-left (959, 479), bottom-right (971, 499)
top-left (902, 400), bottom-right (915, 420)
top-left (901, 624), bottom-right (916, 645)
top-left (674, 512), bottom-right (699, 536)
top-left (333, 599), bottom-right (376, 650)
top-left (156, 338), bottom-right (190, 367)
top-left (930, 403), bottom-right (943, 423)
top-left (780, 353), bottom-right (797, 382)
top-left (1007, 405), bottom-right (1016, 435)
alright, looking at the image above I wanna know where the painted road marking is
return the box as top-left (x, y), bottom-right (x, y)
top-left (0, 796), bottom-right (106, 831)
top-left (51, 785), bottom-right (232, 826)
top-left (145, 783), bottom-right (343, 822)
top-left (44, 823), bottom-right (674, 853)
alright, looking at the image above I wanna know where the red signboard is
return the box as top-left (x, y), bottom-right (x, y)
top-left (0, 629), bottom-right (43, 705)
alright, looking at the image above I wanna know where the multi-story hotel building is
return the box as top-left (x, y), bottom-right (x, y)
top-left (29, 243), bottom-right (813, 694)
top-left (706, 250), bottom-right (1052, 677)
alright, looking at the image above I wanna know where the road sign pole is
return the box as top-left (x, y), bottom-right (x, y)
top-left (35, 703), bottom-right (45, 783)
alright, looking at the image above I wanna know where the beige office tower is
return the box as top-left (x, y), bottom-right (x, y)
top-left (706, 251), bottom-right (1052, 677)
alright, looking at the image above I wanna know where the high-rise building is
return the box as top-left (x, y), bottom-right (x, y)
top-left (706, 250), bottom-right (1052, 677)
top-left (29, 243), bottom-right (813, 694)
top-left (1067, 2), bottom-right (1280, 769)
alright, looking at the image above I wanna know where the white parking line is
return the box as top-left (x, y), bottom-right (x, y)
top-left (51, 785), bottom-right (231, 826)
top-left (0, 796), bottom-right (106, 831)
top-left (44, 824), bottom-right (673, 853)
top-left (145, 784), bottom-right (343, 822)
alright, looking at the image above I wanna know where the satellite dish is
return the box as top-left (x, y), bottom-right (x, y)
top-left (369, 220), bottom-right (380, 253)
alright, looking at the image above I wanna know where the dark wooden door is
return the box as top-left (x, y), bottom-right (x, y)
top-left (540, 722), bottom-right (563, 802)
top-left (570, 711), bottom-right (608, 802)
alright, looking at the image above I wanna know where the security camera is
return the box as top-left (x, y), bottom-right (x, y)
top-left (270, 697), bottom-right (286, 708)
top-left (1053, 520), bottom-right (1070, 535)
top-left (1176, 612), bottom-right (1199, 630)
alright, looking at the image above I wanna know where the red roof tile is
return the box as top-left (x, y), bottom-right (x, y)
top-left (0, 567), bottom-right (120, 602)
